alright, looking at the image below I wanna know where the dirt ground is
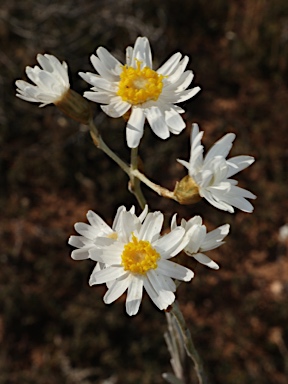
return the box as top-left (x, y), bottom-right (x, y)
top-left (1, 1), bottom-right (288, 383)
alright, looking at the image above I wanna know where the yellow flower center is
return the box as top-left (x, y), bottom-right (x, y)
top-left (121, 234), bottom-right (160, 275)
top-left (117, 60), bottom-right (164, 105)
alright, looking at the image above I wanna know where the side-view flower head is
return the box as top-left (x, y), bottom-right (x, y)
top-left (69, 206), bottom-right (194, 316)
top-left (15, 54), bottom-right (70, 107)
top-left (79, 36), bottom-right (200, 148)
top-left (68, 205), bottom-right (148, 261)
top-left (171, 215), bottom-right (230, 269)
top-left (177, 123), bottom-right (256, 213)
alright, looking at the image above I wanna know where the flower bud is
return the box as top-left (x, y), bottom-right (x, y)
top-left (54, 89), bottom-right (92, 125)
top-left (173, 175), bottom-right (201, 205)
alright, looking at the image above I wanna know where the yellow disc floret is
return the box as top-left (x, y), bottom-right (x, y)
top-left (117, 60), bottom-right (164, 105)
top-left (121, 234), bottom-right (160, 275)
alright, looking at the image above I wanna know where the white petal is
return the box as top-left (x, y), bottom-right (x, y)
top-left (221, 194), bottom-right (255, 213)
top-left (74, 222), bottom-right (97, 240)
top-left (178, 86), bottom-right (201, 102)
top-left (71, 247), bottom-right (90, 260)
top-left (154, 227), bottom-right (185, 258)
top-left (205, 133), bottom-right (236, 162)
top-left (200, 188), bottom-right (235, 213)
top-left (83, 76), bottom-right (118, 92)
top-left (112, 205), bottom-right (127, 232)
top-left (82, 90), bottom-right (113, 104)
top-left (68, 235), bottom-right (87, 249)
top-left (185, 215), bottom-right (203, 227)
top-left (37, 54), bottom-right (54, 72)
top-left (184, 225), bottom-right (206, 255)
top-left (200, 224), bottom-right (230, 252)
top-left (164, 107), bottom-right (186, 134)
top-left (170, 214), bottom-right (178, 230)
top-left (126, 107), bottom-right (145, 148)
top-left (89, 266), bottom-right (126, 285)
top-left (226, 156), bottom-right (255, 178)
top-left (90, 54), bottom-right (119, 82)
top-left (147, 269), bottom-right (176, 293)
top-left (208, 184), bottom-right (256, 212)
top-left (157, 52), bottom-right (182, 76)
top-left (165, 56), bottom-right (190, 84)
top-left (96, 46), bottom-right (122, 76)
top-left (143, 278), bottom-right (175, 310)
top-left (154, 272), bottom-right (176, 292)
top-left (126, 275), bottom-right (144, 316)
top-left (157, 259), bottom-right (194, 281)
top-left (119, 211), bottom-right (141, 242)
top-left (145, 106), bottom-right (170, 139)
top-left (86, 210), bottom-right (111, 232)
top-left (172, 69), bottom-right (193, 91)
top-left (126, 46), bottom-right (133, 67)
top-left (189, 124), bottom-right (204, 170)
top-left (138, 211), bottom-right (163, 242)
top-left (177, 159), bottom-right (190, 171)
top-left (132, 37), bottom-right (152, 68)
top-left (103, 274), bottom-right (131, 304)
top-left (90, 242), bottom-right (123, 264)
top-left (88, 247), bottom-right (107, 261)
top-left (193, 253), bottom-right (219, 270)
top-left (101, 100), bottom-right (131, 118)
top-left (138, 204), bottom-right (149, 223)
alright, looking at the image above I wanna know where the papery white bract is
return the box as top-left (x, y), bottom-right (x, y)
top-left (79, 36), bottom-right (200, 148)
top-left (178, 123), bottom-right (256, 213)
top-left (15, 54), bottom-right (70, 107)
top-left (171, 215), bottom-right (230, 269)
top-left (72, 207), bottom-right (194, 316)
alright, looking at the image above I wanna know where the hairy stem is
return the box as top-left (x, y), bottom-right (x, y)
top-left (170, 301), bottom-right (210, 384)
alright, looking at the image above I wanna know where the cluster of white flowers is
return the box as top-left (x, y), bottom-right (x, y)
top-left (16, 36), bottom-right (256, 316)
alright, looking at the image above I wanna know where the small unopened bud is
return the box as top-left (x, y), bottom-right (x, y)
top-left (54, 89), bottom-right (92, 125)
top-left (173, 175), bottom-right (201, 205)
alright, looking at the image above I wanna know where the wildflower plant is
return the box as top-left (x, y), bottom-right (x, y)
top-left (16, 37), bottom-right (255, 383)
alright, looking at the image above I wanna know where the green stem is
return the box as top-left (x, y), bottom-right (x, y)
top-left (170, 301), bottom-right (210, 384)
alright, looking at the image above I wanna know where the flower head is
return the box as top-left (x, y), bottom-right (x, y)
top-left (177, 124), bottom-right (256, 213)
top-left (171, 215), bottom-right (230, 269)
top-left (16, 54), bottom-right (70, 107)
top-left (70, 206), bottom-right (194, 316)
top-left (79, 36), bottom-right (200, 148)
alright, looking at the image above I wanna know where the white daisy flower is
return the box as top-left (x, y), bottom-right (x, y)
top-left (177, 123), bottom-right (256, 213)
top-left (87, 208), bottom-right (194, 316)
top-left (68, 205), bottom-right (148, 260)
top-left (171, 215), bottom-right (230, 269)
top-left (15, 54), bottom-right (70, 107)
top-left (79, 36), bottom-right (200, 148)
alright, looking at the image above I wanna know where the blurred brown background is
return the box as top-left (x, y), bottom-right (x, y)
top-left (1, 0), bottom-right (288, 383)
